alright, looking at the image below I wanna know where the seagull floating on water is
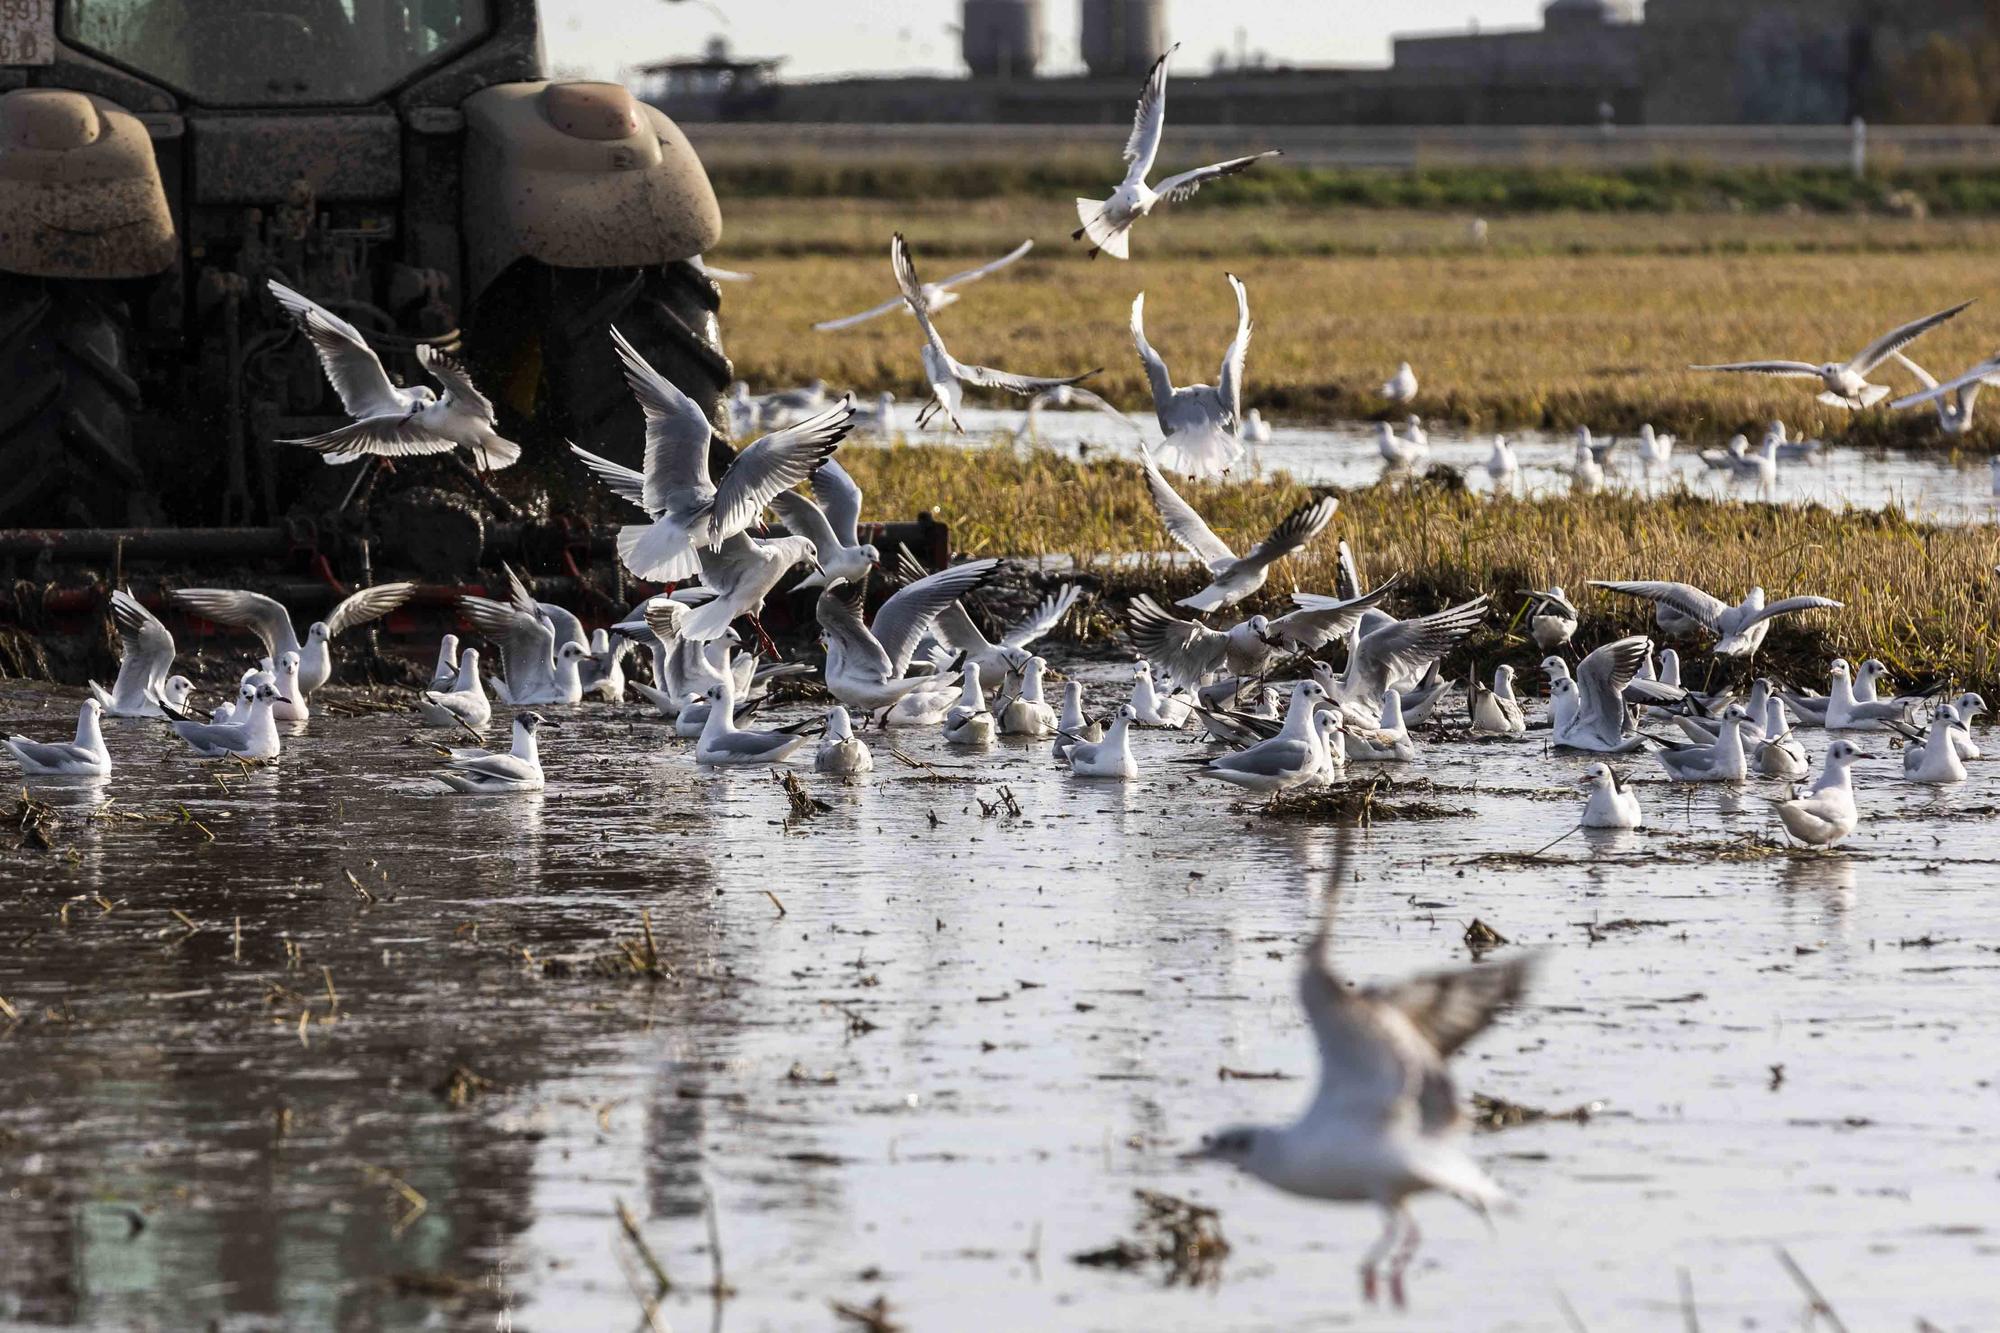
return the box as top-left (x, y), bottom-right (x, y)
top-left (436, 711), bottom-right (554, 794)
top-left (941, 662), bottom-right (996, 747)
top-left (173, 677), bottom-right (281, 760)
top-left (8, 698), bottom-right (112, 777)
top-left (1577, 763), bottom-right (1642, 828)
top-left (1066, 703), bottom-right (1139, 779)
top-left (814, 706), bottom-right (873, 775)
top-left (1769, 740), bottom-right (1869, 847)
top-left (418, 647), bottom-right (491, 731)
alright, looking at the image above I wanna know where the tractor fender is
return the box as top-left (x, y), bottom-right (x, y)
top-left (0, 89), bottom-right (175, 280)
top-left (461, 80), bottom-right (721, 304)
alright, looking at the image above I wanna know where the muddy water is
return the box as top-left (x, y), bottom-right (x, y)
top-left (2, 672), bottom-right (1996, 1332)
top-left (932, 406), bottom-right (2000, 525)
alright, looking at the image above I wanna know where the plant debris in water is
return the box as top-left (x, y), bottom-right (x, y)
top-left (6, 791), bottom-right (56, 851)
top-left (1070, 1189), bottom-right (1230, 1287)
top-left (1471, 1092), bottom-right (1604, 1132)
top-left (1263, 776), bottom-right (1470, 825)
top-left (1464, 918), bottom-right (1509, 954)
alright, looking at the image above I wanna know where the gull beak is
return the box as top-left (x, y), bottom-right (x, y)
top-left (1854, 751), bottom-right (1878, 760)
top-left (1178, 1141), bottom-right (1219, 1163)
top-left (540, 719), bottom-right (563, 729)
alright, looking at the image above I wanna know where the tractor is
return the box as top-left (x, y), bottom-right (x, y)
top-left (0, 0), bottom-right (731, 533)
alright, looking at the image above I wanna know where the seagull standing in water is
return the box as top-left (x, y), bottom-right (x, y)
top-left (7, 698), bottom-right (112, 777)
top-left (1375, 422), bottom-right (1427, 470)
top-left (89, 590), bottom-right (193, 718)
top-left (173, 582), bottom-right (414, 696)
top-left (1130, 274), bottom-right (1254, 478)
top-left (1071, 45), bottom-right (1280, 260)
top-left (892, 233), bottom-right (1097, 433)
top-left (269, 281), bottom-right (520, 469)
top-left (1186, 888), bottom-right (1535, 1309)
top-left (1136, 448), bottom-right (1337, 612)
top-left (814, 239), bottom-right (1033, 330)
top-left (1689, 300), bottom-right (1972, 409)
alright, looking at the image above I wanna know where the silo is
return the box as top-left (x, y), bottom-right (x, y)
top-left (963, 0), bottom-right (1043, 78)
top-left (1081, 0), bottom-right (1168, 78)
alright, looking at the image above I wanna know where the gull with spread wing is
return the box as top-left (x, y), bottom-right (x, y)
top-left (458, 573), bottom-right (591, 706)
top-left (816, 558), bottom-right (1001, 713)
top-left (89, 590), bottom-right (193, 718)
top-left (1689, 300), bottom-right (1972, 410)
top-left (1317, 598), bottom-right (1489, 719)
top-left (570, 326), bottom-right (851, 582)
top-left (269, 280), bottom-right (519, 469)
top-left (1548, 636), bottom-right (1672, 753)
top-left (815, 238), bottom-right (1033, 331)
top-left (1137, 446), bottom-right (1337, 612)
top-left (1187, 883), bottom-right (1535, 1309)
top-left (173, 581), bottom-right (414, 695)
top-left (767, 457), bottom-right (879, 591)
top-left (1125, 580), bottom-right (1396, 688)
top-left (892, 233), bottom-right (1096, 433)
top-left (1590, 580), bottom-right (1841, 658)
top-left (1130, 273), bottom-right (1253, 478)
top-left (1890, 350), bottom-right (2000, 434)
top-left (930, 576), bottom-right (1083, 691)
top-left (1071, 45), bottom-right (1280, 260)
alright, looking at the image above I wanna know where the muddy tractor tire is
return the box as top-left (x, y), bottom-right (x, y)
top-left (467, 259), bottom-right (735, 480)
top-left (0, 275), bottom-right (149, 527)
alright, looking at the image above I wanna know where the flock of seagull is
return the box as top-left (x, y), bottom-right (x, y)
top-left (9, 44), bottom-right (1996, 1312)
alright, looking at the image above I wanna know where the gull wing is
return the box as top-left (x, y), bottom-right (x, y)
top-left (1516, 587), bottom-right (1579, 619)
top-left (1369, 955), bottom-right (1536, 1132)
top-left (268, 280), bottom-right (406, 418)
top-left (934, 238), bottom-right (1034, 291)
top-left (569, 442), bottom-right (655, 514)
top-left (816, 583), bottom-right (894, 682)
top-left (110, 590), bottom-right (175, 684)
top-left (713, 397), bottom-right (854, 542)
top-left (1267, 578), bottom-right (1399, 652)
top-left (1298, 941), bottom-right (1429, 1130)
top-left (446, 751), bottom-right (539, 782)
top-left (1129, 291), bottom-right (1178, 420)
top-left (1589, 579), bottom-right (1729, 630)
top-left (277, 414), bottom-right (456, 459)
top-left (1848, 299), bottom-right (1974, 374)
top-left (871, 558), bottom-right (1002, 677)
top-left (1002, 583), bottom-right (1081, 649)
top-left (459, 594), bottom-right (556, 698)
top-left (612, 324), bottom-right (716, 519)
top-left (1687, 360), bottom-right (1823, 379)
top-left (1137, 447), bottom-right (1236, 570)
top-left (323, 582), bottom-right (415, 639)
top-left (768, 489), bottom-right (842, 563)
top-left (172, 588), bottom-right (300, 657)
top-left (1234, 495), bottom-right (1338, 578)
top-left (1738, 594), bottom-right (1843, 631)
top-left (812, 293), bottom-right (907, 333)
top-left (1335, 540), bottom-right (1363, 601)
top-left (1890, 356), bottom-right (2000, 411)
top-left (1122, 46), bottom-right (1174, 182)
top-left (930, 601), bottom-right (999, 656)
top-left (954, 361), bottom-right (1097, 397)
top-left (810, 457), bottom-right (865, 547)
top-left (1215, 273), bottom-right (1252, 425)
top-left (417, 343), bottom-right (496, 420)
top-left (1893, 351), bottom-right (1940, 391)
top-left (641, 597), bottom-right (689, 645)
top-left (1574, 635), bottom-right (1651, 737)
top-left (1125, 594), bottom-right (1230, 682)
top-left (1153, 151), bottom-right (1282, 205)
top-left (1345, 599), bottom-right (1487, 706)
top-left (891, 232), bottom-right (954, 366)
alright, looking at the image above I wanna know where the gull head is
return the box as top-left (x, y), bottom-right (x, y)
top-left (1132, 661), bottom-right (1153, 681)
top-left (1539, 656), bottom-right (1569, 681)
top-left (861, 543), bottom-right (882, 567)
top-left (164, 675), bottom-right (195, 706)
top-left (1576, 762), bottom-right (1614, 791)
top-left (1298, 680), bottom-right (1328, 704)
top-left (1825, 739), bottom-right (1875, 765)
top-left (308, 622), bottom-right (332, 644)
top-left (81, 697), bottom-right (104, 720)
top-left (1955, 692), bottom-right (1987, 719)
top-left (558, 642), bottom-right (590, 665)
top-left (255, 682), bottom-right (279, 702)
top-left (1551, 678), bottom-right (1578, 703)
top-left (1937, 703), bottom-right (1968, 734)
top-left (1496, 664), bottom-right (1516, 686)
top-left (1828, 659), bottom-right (1852, 681)
top-left (277, 651), bottom-right (301, 679)
top-left (826, 706), bottom-right (855, 740)
top-left (518, 711), bottom-right (558, 732)
top-left (1115, 704), bottom-right (1139, 722)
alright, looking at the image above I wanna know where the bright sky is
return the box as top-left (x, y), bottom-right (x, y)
top-left (539, 1), bottom-right (1558, 80)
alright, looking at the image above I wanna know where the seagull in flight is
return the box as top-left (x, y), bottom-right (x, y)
top-left (767, 458), bottom-right (879, 591)
top-left (1589, 581), bottom-right (1841, 658)
top-left (1131, 273), bottom-right (1253, 479)
top-left (1137, 447), bottom-right (1337, 612)
top-left (814, 239), bottom-right (1033, 331)
top-left (892, 233), bottom-right (1096, 433)
top-left (173, 582), bottom-right (415, 696)
top-left (1689, 300), bottom-right (1972, 410)
top-left (1186, 877), bottom-right (1535, 1309)
top-left (571, 327), bottom-right (852, 583)
top-left (1890, 351), bottom-right (2000, 435)
top-left (269, 280), bottom-right (520, 469)
top-left (815, 558), bottom-right (1000, 712)
top-left (1072, 45), bottom-right (1280, 260)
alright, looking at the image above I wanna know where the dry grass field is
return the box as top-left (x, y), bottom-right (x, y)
top-left (711, 202), bottom-right (2000, 445)
top-left (840, 441), bottom-right (2000, 692)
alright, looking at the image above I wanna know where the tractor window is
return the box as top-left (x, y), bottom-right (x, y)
top-left (61, 0), bottom-right (488, 106)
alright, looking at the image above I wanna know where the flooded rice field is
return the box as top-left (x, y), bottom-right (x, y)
top-left (2, 664), bottom-right (1996, 1332)
top-left (931, 406), bottom-right (2000, 526)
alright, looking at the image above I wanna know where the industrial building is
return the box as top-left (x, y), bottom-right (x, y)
top-left (644, 0), bottom-right (2000, 127)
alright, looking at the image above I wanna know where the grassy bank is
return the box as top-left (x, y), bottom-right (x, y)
top-left (840, 442), bottom-right (2000, 693)
top-left (712, 201), bottom-right (2000, 445)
